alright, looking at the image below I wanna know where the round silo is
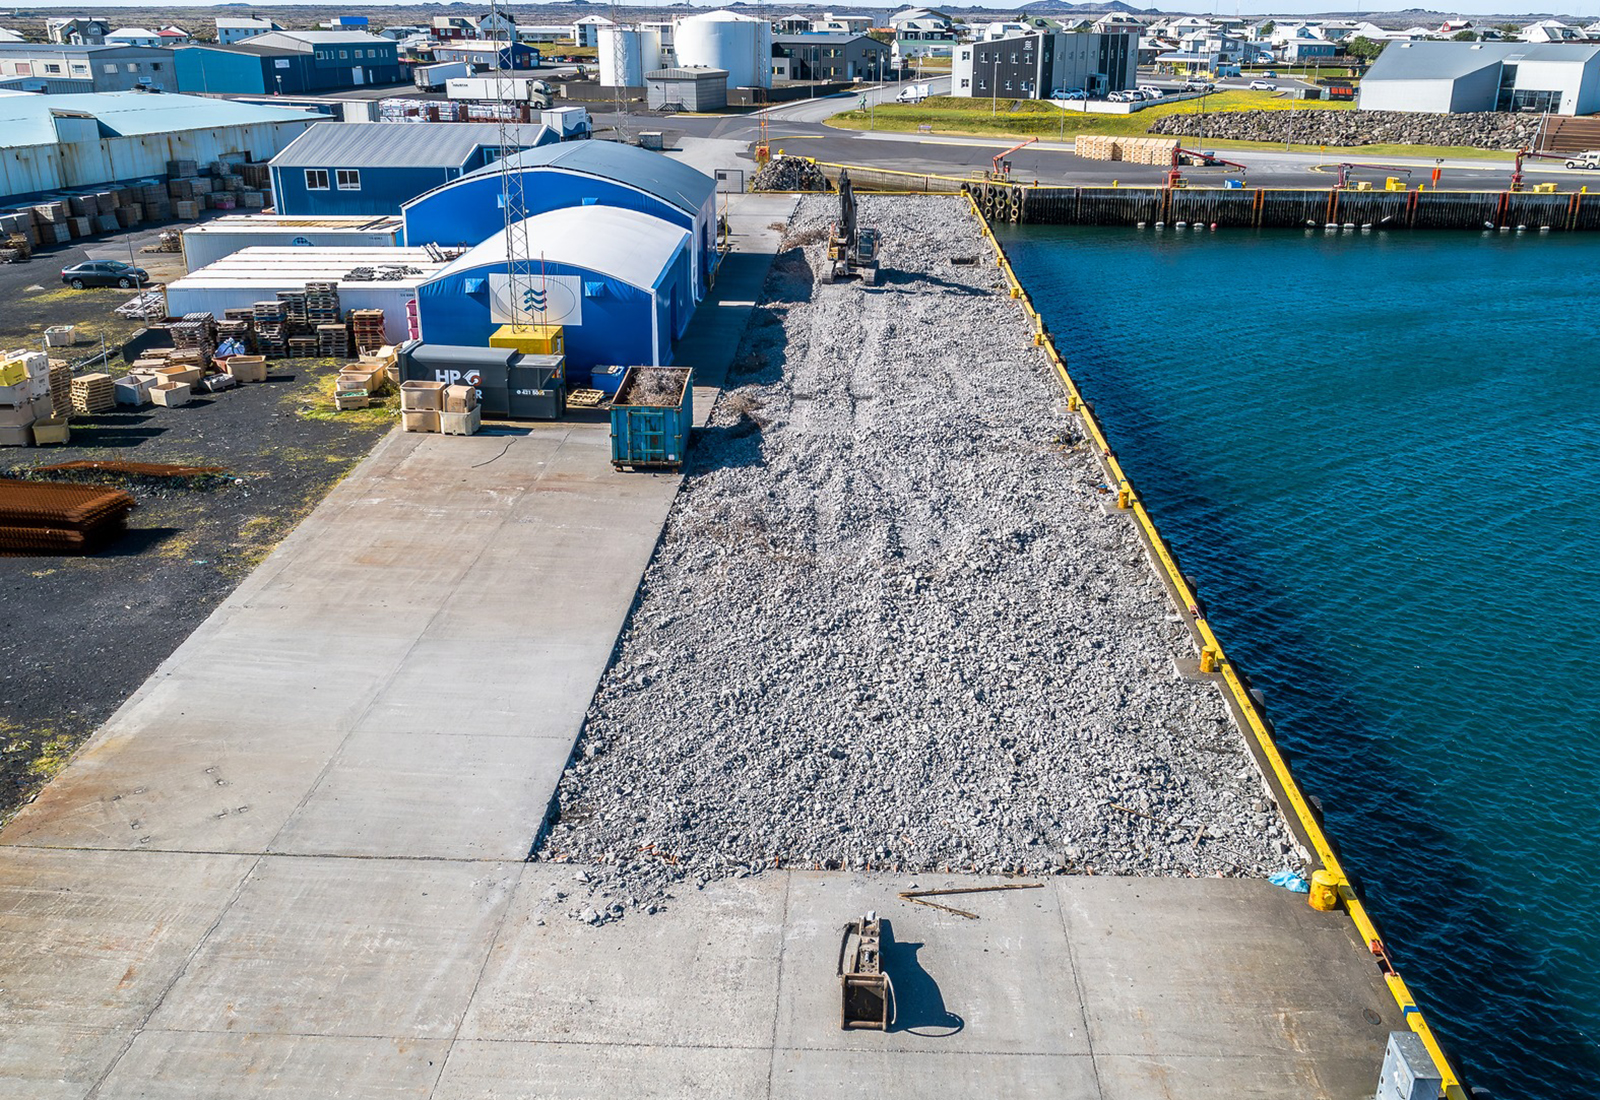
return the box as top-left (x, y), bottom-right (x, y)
top-left (675, 10), bottom-right (772, 90)
top-left (598, 26), bottom-right (662, 87)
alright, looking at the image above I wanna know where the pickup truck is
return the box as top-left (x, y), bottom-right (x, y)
top-left (1564, 150), bottom-right (1600, 169)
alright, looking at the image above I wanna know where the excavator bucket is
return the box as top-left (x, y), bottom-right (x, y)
top-left (838, 913), bottom-right (893, 1030)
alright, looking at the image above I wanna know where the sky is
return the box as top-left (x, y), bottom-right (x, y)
top-left (1, 1), bottom-right (1590, 20)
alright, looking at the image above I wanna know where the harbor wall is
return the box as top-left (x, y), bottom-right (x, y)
top-left (966, 193), bottom-right (1469, 1098)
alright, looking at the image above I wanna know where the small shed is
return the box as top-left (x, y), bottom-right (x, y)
top-left (646, 67), bottom-right (729, 112)
top-left (414, 206), bottom-right (695, 372)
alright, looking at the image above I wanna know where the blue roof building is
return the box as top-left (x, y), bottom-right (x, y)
top-left (401, 142), bottom-right (719, 295)
top-left (415, 206), bottom-right (696, 371)
top-left (268, 121), bottom-right (550, 216)
top-left (175, 31), bottom-right (401, 96)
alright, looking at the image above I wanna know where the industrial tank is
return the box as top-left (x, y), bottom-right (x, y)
top-left (674, 10), bottom-right (772, 90)
top-left (598, 26), bottom-right (662, 88)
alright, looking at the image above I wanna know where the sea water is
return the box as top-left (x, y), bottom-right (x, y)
top-left (996, 224), bottom-right (1600, 1097)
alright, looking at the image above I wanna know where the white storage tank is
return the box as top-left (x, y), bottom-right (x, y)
top-left (598, 26), bottom-right (662, 88)
top-left (674, 10), bottom-right (772, 90)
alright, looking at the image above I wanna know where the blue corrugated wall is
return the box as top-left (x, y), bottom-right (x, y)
top-left (272, 165), bottom-right (460, 216)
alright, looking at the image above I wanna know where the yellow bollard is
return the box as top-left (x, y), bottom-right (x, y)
top-left (1116, 484), bottom-right (1132, 509)
top-left (1067, 394), bottom-right (1080, 411)
top-left (1199, 646), bottom-right (1219, 674)
top-left (1010, 286), bottom-right (1021, 299)
top-left (1309, 870), bottom-right (1341, 912)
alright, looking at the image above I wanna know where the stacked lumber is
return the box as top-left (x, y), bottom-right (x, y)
top-left (70, 373), bottom-right (115, 415)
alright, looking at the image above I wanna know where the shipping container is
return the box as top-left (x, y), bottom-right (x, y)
top-left (610, 366), bottom-right (692, 471)
top-left (446, 76), bottom-right (554, 103)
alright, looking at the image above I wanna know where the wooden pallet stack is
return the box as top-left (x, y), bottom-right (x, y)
top-left (275, 290), bottom-right (308, 334)
top-left (252, 301), bottom-right (288, 357)
top-left (70, 373), bottom-right (115, 415)
top-left (287, 336), bottom-right (318, 358)
top-left (316, 324), bottom-right (350, 360)
top-left (48, 360), bottom-right (71, 417)
top-left (304, 282), bottom-right (341, 327)
top-left (349, 309), bottom-right (386, 355)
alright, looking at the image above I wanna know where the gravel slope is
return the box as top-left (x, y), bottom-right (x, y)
top-left (537, 195), bottom-right (1293, 922)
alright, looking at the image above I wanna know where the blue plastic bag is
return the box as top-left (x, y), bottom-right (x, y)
top-left (1269, 869), bottom-right (1310, 893)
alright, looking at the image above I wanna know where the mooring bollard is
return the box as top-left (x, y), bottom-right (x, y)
top-left (1200, 646), bottom-right (1219, 674)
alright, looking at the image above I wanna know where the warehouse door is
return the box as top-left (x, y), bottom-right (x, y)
top-left (352, 66), bottom-right (364, 85)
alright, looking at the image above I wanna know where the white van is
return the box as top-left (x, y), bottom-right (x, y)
top-left (896, 82), bottom-right (931, 104)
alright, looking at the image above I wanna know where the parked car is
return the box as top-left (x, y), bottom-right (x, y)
top-left (60, 260), bottom-right (149, 290)
top-left (1249, 79), bottom-right (1278, 91)
top-left (1181, 80), bottom-right (1216, 92)
top-left (1051, 87), bottom-right (1087, 100)
top-left (1137, 85), bottom-right (1164, 98)
top-left (1260, 69), bottom-right (1278, 78)
top-left (1564, 150), bottom-right (1600, 169)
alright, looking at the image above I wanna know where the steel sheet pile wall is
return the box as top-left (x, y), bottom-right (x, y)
top-left (962, 182), bottom-right (1600, 231)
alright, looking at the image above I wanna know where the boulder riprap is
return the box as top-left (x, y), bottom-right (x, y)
top-left (1149, 108), bottom-right (1539, 151)
top-left (536, 195), bottom-right (1297, 923)
top-left (751, 155), bottom-right (831, 192)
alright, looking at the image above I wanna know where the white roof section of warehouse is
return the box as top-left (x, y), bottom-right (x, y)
top-left (438, 206), bottom-right (691, 292)
top-left (170, 247), bottom-right (447, 291)
top-left (185, 214), bottom-right (405, 235)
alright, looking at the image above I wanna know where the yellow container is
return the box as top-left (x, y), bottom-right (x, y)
top-left (0, 360), bottom-right (26, 388)
top-left (490, 324), bottom-right (564, 356)
top-left (1308, 869), bottom-right (1341, 912)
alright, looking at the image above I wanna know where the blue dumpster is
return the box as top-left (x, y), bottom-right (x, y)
top-left (610, 366), bottom-right (693, 471)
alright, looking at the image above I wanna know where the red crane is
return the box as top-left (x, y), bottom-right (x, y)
top-left (992, 138), bottom-right (1038, 178)
top-left (1167, 147), bottom-right (1248, 188)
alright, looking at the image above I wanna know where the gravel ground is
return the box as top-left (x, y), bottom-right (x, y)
top-left (536, 195), bottom-right (1294, 923)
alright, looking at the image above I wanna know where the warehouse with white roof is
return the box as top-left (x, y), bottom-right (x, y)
top-left (413, 206), bottom-right (694, 370)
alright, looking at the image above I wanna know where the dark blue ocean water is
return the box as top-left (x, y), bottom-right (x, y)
top-left (996, 224), bottom-right (1600, 1098)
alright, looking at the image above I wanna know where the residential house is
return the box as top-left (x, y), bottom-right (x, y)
top-left (0, 28), bottom-right (22, 45)
top-left (0, 42), bottom-right (175, 93)
top-left (773, 14), bottom-right (814, 36)
top-left (1521, 20), bottom-right (1591, 44)
top-left (217, 18), bottom-right (283, 45)
top-left (815, 13), bottom-right (871, 36)
top-left (105, 28), bottom-right (161, 49)
top-left (431, 16), bottom-right (477, 42)
top-left (46, 18), bottom-right (111, 46)
top-left (432, 40), bottom-right (541, 71)
top-left (573, 16), bottom-right (615, 48)
top-left (976, 22), bottom-right (1033, 43)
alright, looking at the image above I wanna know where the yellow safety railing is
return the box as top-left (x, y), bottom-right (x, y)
top-left (965, 191), bottom-right (1466, 1100)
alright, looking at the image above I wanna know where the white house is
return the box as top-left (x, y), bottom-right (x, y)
top-left (975, 22), bottom-right (1032, 43)
top-left (218, 17), bottom-right (283, 45)
top-left (1521, 20), bottom-right (1590, 44)
top-left (105, 28), bottom-right (162, 49)
top-left (814, 13), bottom-right (871, 36)
top-left (888, 8), bottom-right (952, 33)
top-left (573, 15), bottom-right (615, 48)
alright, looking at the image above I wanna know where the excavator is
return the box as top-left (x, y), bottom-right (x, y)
top-left (820, 170), bottom-right (880, 286)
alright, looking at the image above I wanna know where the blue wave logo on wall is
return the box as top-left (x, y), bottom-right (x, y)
top-left (523, 286), bottom-right (547, 312)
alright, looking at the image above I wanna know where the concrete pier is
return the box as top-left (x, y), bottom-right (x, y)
top-left (0, 193), bottom-right (1404, 1098)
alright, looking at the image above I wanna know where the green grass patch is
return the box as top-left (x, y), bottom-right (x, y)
top-left (831, 90), bottom-right (1354, 141)
top-left (290, 367), bottom-right (401, 427)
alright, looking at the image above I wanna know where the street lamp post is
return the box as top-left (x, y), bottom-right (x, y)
top-left (991, 49), bottom-right (999, 116)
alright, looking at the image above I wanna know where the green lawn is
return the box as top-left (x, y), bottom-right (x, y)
top-left (828, 92), bottom-right (1522, 160)
top-left (831, 90), bottom-right (1354, 140)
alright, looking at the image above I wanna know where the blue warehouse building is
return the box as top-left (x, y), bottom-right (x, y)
top-left (268, 121), bottom-right (550, 216)
top-left (176, 31), bottom-right (401, 95)
top-left (402, 142), bottom-right (719, 295)
top-left (415, 206), bottom-right (696, 371)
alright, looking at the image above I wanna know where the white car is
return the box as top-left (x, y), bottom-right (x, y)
top-left (1249, 79), bottom-right (1278, 90)
top-left (1138, 85), bottom-right (1164, 98)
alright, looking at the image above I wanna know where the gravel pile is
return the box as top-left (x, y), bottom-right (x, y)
top-left (1149, 108), bottom-right (1541, 150)
top-left (536, 195), bottom-right (1295, 923)
top-left (751, 154), bottom-right (831, 192)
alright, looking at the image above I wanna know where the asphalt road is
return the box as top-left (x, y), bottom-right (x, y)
top-left (591, 82), bottom-right (1600, 193)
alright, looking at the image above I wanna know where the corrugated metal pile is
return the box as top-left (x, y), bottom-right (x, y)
top-left (0, 478), bottom-right (135, 554)
top-left (1074, 135), bottom-right (1180, 164)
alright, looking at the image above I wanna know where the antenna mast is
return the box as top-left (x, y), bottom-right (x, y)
top-left (610, 0), bottom-right (631, 144)
top-left (491, 0), bottom-right (535, 333)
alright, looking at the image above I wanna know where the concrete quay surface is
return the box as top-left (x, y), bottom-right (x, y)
top-left (1, 191), bottom-right (1403, 1098)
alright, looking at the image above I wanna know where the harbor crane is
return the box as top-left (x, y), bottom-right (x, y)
top-left (1167, 147), bottom-right (1248, 188)
top-left (990, 138), bottom-right (1038, 180)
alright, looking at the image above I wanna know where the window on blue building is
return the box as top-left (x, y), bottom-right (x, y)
top-left (305, 169), bottom-right (329, 190)
top-left (336, 170), bottom-right (360, 190)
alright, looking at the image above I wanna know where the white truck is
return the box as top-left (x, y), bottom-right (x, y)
top-left (446, 76), bottom-right (555, 109)
top-left (414, 61), bottom-right (470, 91)
top-left (1564, 149), bottom-right (1600, 169)
top-left (540, 106), bottom-right (590, 140)
top-left (895, 82), bottom-right (931, 104)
